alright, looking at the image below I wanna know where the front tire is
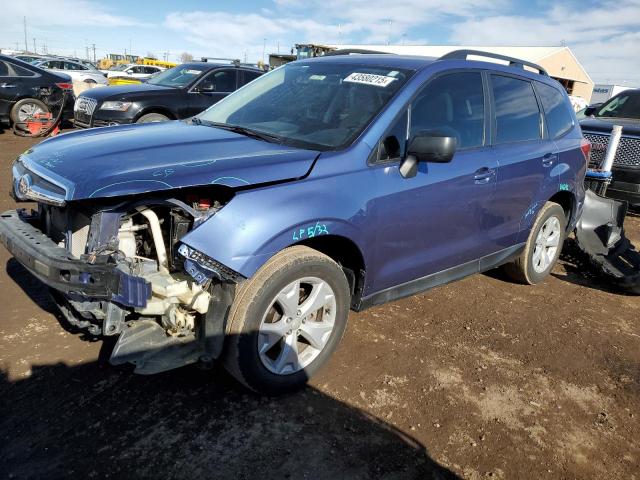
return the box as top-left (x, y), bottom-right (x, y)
top-left (223, 246), bottom-right (350, 395)
top-left (504, 201), bottom-right (567, 284)
top-left (136, 112), bottom-right (170, 123)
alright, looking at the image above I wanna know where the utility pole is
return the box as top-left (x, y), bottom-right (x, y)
top-left (23, 17), bottom-right (28, 52)
top-left (92, 43), bottom-right (96, 62)
top-left (33, 37), bottom-right (36, 53)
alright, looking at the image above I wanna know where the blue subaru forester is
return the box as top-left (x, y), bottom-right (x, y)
top-left (0, 50), bottom-right (587, 394)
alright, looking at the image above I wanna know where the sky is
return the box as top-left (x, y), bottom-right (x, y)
top-left (0, 0), bottom-right (638, 84)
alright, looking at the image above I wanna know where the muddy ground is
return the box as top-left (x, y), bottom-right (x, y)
top-left (0, 130), bottom-right (638, 480)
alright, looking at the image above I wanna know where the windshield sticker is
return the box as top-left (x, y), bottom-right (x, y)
top-left (184, 69), bottom-right (202, 75)
top-left (344, 72), bottom-right (396, 87)
top-left (309, 75), bottom-right (326, 81)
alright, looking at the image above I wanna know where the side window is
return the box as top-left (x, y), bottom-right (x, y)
top-left (65, 62), bottom-right (84, 70)
top-left (240, 70), bottom-right (262, 86)
top-left (374, 110), bottom-right (408, 163)
top-left (2, 61), bottom-right (34, 77)
top-left (535, 81), bottom-right (574, 139)
top-left (491, 75), bottom-right (542, 144)
top-left (49, 61), bottom-right (64, 69)
top-left (410, 72), bottom-right (485, 149)
top-left (198, 69), bottom-right (237, 92)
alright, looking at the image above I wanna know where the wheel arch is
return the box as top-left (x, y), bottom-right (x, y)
top-left (294, 234), bottom-right (366, 309)
top-left (548, 190), bottom-right (576, 232)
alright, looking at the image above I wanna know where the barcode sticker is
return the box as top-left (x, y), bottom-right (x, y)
top-left (344, 72), bottom-right (396, 87)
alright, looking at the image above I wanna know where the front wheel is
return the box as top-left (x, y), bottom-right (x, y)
top-left (504, 201), bottom-right (567, 284)
top-left (136, 112), bottom-right (170, 123)
top-left (223, 246), bottom-right (350, 395)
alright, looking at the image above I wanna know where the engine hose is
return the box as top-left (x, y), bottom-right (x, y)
top-left (12, 90), bottom-right (69, 138)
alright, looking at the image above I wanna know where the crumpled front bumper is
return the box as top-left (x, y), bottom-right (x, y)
top-left (0, 209), bottom-right (151, 307)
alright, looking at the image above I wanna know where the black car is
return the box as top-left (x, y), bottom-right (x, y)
top-left (0, 54), bottom-right (74, 127)
top-left (73, 62), bottom-right (264, 128)
top-left (581, 89), bottom-right (640, 206)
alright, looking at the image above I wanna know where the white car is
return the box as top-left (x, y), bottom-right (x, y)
top-left (105, 64), bottom-right (165, 79)
top-left (35, 59), bottom-right (108, 85)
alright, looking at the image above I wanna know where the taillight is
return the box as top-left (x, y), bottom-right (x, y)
top-left (55, 82), bottom-right (73, 90)
top-left (580, 137), bottom-right (592, 165)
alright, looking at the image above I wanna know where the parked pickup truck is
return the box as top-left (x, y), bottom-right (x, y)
top-left (581, 88), bottom-right (640, 207)
top-left (0, 51), bottom-right (586, 394)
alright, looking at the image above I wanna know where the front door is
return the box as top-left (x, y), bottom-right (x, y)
top-left (187, 68), bottom-right (238, 117)
top-left (369, 71), bottom-right (499, 293)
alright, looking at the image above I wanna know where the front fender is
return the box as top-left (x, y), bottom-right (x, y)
top-left (180, 178), bottom-right (368, 278)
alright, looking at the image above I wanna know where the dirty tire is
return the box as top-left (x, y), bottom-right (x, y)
top-left (223, 246), bottom-right (350, 395)
top-left (136, 112), bottom-right (170, 123)
top-left (504, 201), bottom-right (567, 285)
top-left (9, 98), bottom-right (49, 125)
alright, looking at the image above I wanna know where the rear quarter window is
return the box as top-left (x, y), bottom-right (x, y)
top-left (2, 61), bottom-right (35, 77)
top-left (491, 75), bottom-right (541, 144)
top-left (535, 81), bottom-right (574, 139)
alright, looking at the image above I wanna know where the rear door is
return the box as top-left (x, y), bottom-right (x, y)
top-left (238, 69), bottom-right (262, 87)
top-left (369, 71), bottom-right (499, 292)
top-left (0, 60), bottom-right (37, 121)
top-left (488, 74), bottom-right (559, 250)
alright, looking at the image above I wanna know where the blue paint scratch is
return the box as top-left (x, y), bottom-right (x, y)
top-left (88, 179), bottom-right (173, 198)
top-left (211, 176), bottom-right (250, 185)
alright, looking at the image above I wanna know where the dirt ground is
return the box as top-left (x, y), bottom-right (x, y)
top-left (0, 130), bottom-right (638, 480)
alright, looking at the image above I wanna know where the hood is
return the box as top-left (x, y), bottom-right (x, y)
top-left (79, 83), bottom-right (175, 100)
top-left (18, 121), bottom-right (319, 201)
top-left (580, 117), bottom-right (640, 136)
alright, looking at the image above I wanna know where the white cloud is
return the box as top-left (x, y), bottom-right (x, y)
top-left (0, 0), bottom-right (149, 28)
top-left (449, 0), bottom-right (640, 84)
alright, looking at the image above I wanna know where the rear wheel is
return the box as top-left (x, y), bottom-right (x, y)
top-left (10, 98), bottom-right (49, 124)
top-left (136, 112), bottom-right (170, 123)
top-left (223, 246), bottom-right (350, 395)
top-left (504, 201), bottom-right (567, 284)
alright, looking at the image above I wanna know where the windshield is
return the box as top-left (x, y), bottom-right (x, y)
top-left (147, 65), bottom-right (207, 88)
top-left (197, 62), bottom-right (412, 150)
top-left (596, 92), bottom-right (640, 120)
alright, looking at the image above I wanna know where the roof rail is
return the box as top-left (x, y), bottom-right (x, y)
top-left (439, 49), bottom-right (548, 76)
top-left (200, 57), bottom-right (241, 65)
top-left (324, 48), bottom-right (394, 56)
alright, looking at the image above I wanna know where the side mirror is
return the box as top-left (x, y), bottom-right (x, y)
top-left (126, 69), bottom-right (133, 74)
top-left (407, 131), bottom-right (457, 163)
top-left (584, 104), bottom-right (601, 117)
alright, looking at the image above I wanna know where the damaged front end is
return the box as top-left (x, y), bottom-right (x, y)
top-left (0, 188), bottom-right (240, 373)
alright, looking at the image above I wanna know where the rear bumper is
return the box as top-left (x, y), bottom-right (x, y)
top-left (0, 209), bottom-right (150, 306)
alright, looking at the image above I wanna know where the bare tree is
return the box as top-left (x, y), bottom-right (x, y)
top-left (180, 52), bottom-right (194, 63)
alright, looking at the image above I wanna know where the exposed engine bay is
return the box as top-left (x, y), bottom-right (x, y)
top-left (32, 187), bottom-right (238, 373)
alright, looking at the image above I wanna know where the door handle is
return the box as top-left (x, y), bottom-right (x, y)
top-left (474, 167), bottom-right (496, 184)
top-left (542, 153), bottom-right (557, 167)
top-left (0, 83), bottom-right (16, 88)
